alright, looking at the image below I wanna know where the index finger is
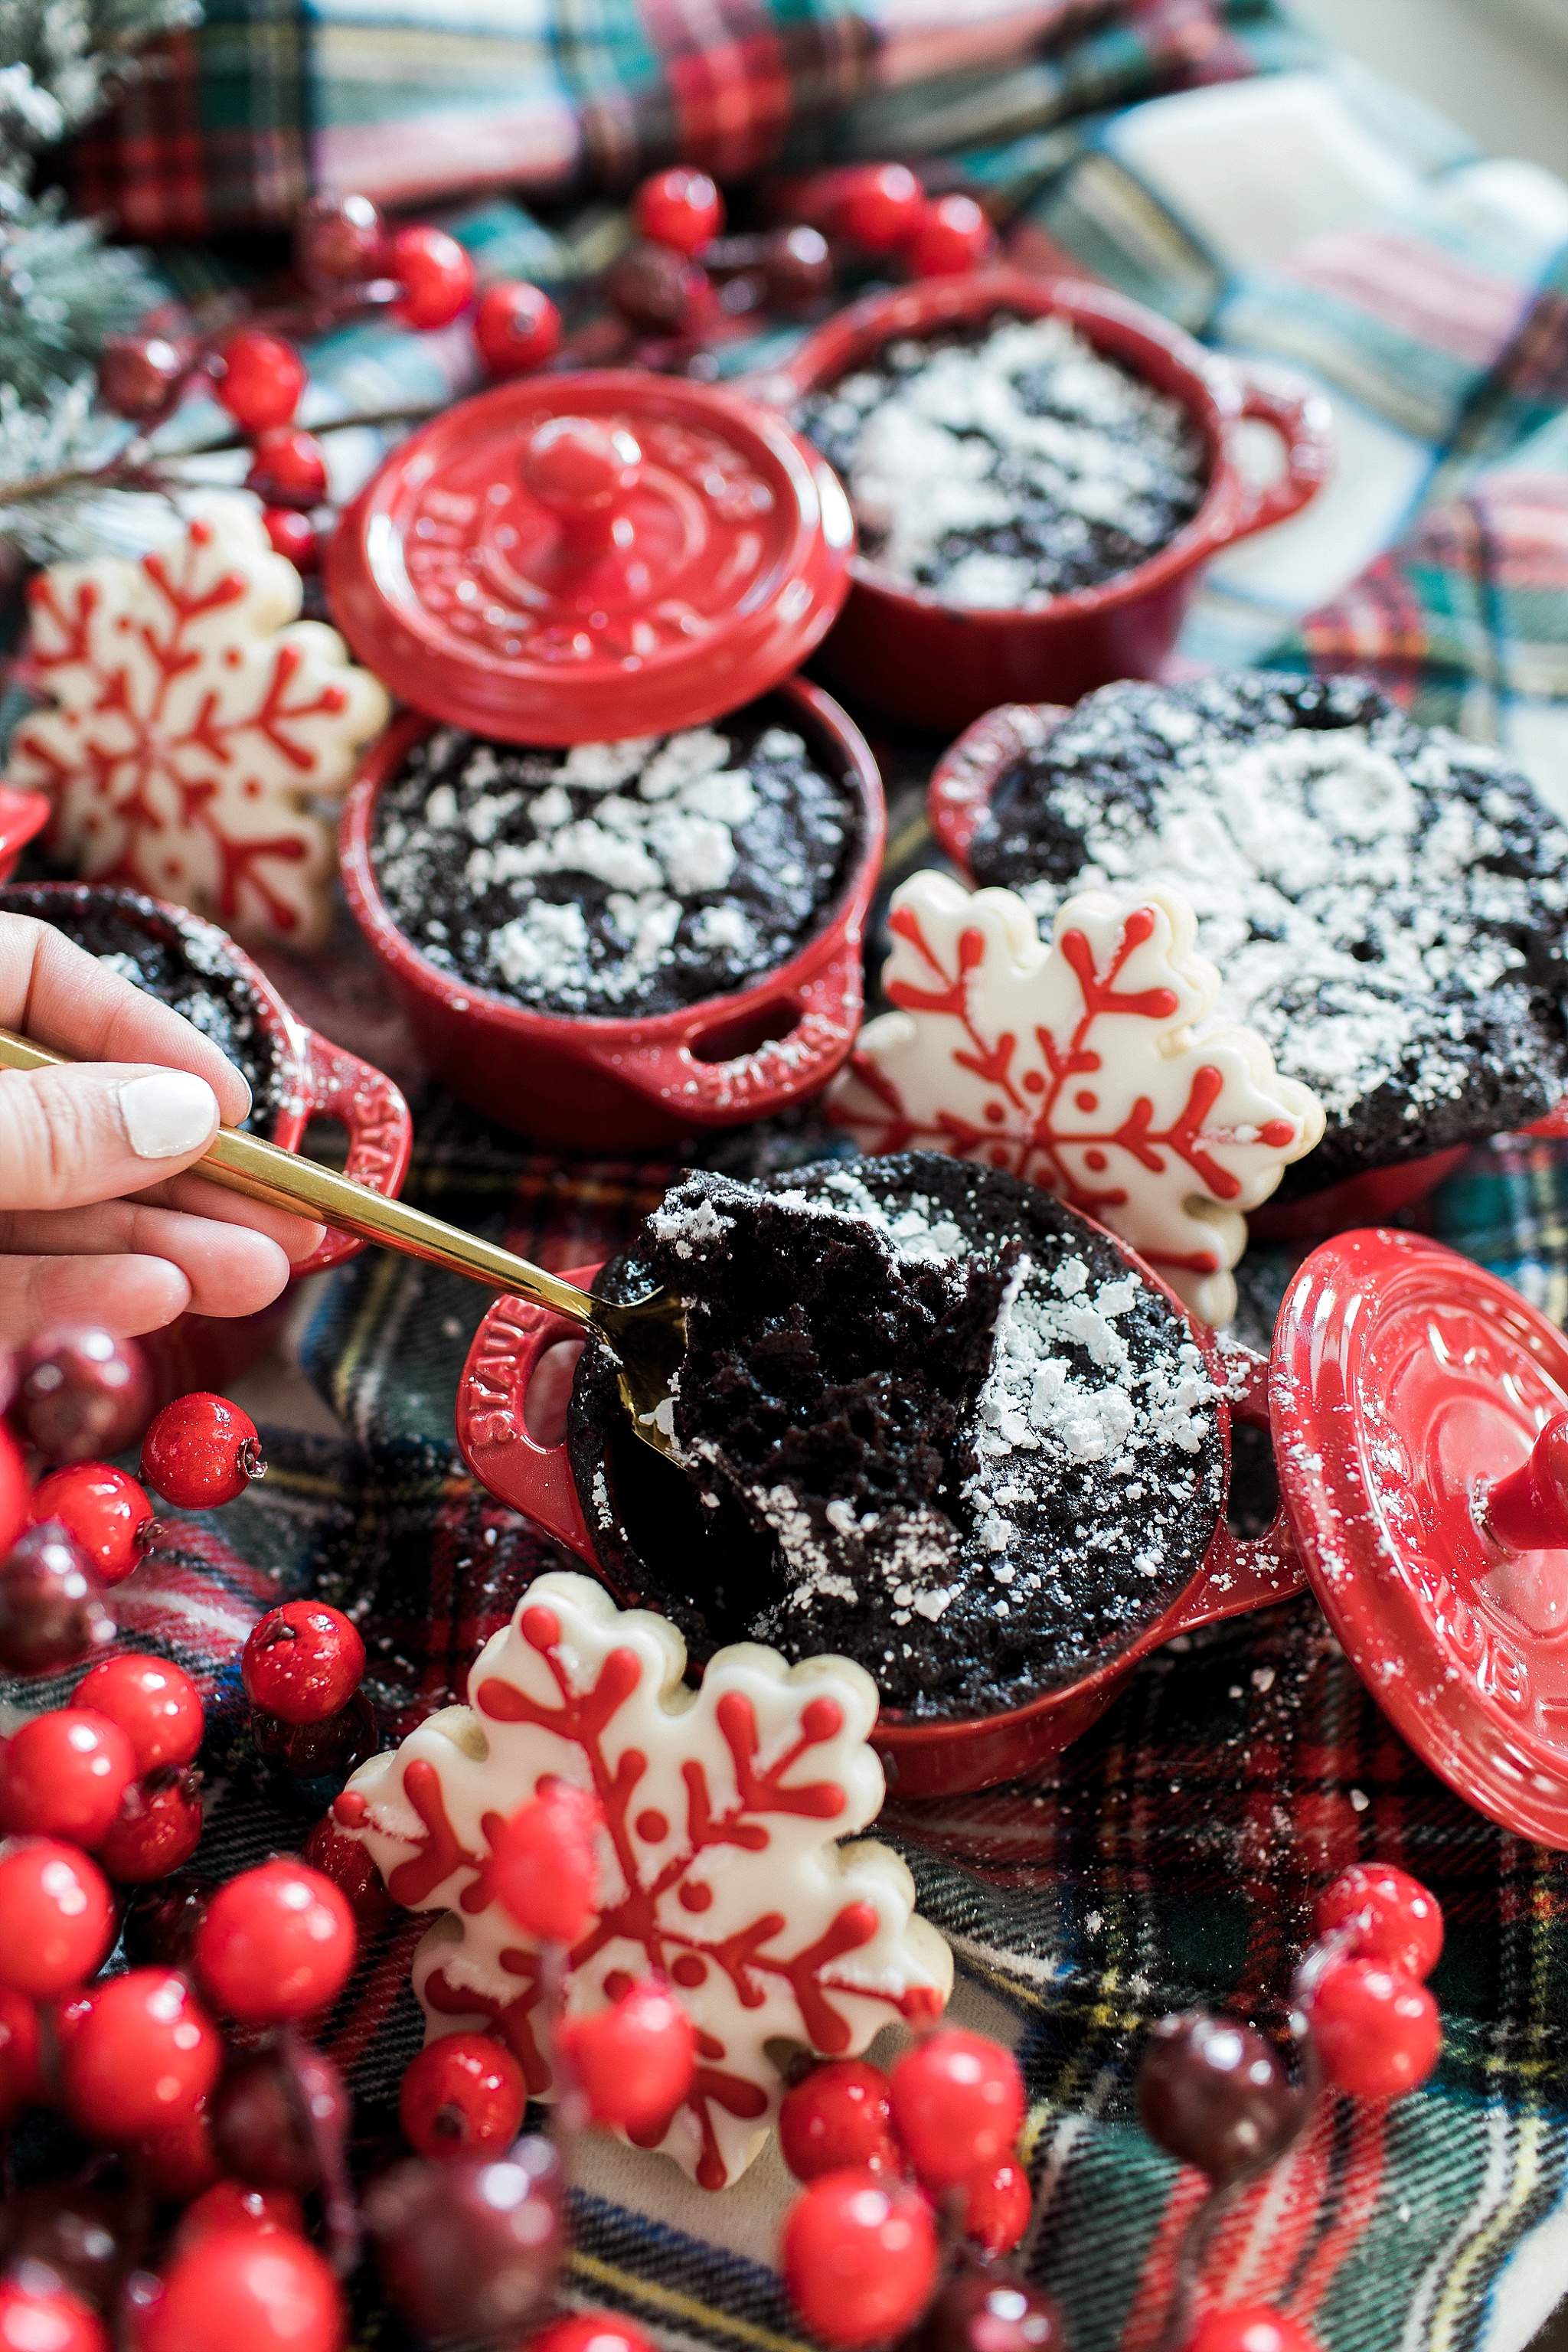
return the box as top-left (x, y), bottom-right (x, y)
top-left (0, 912), bottom-right (253, 1129)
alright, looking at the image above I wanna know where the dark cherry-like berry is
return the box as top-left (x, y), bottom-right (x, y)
top-left (139, 2226), bottom-right (346, 2352)
top-left (761, 224), bottom-right (832, 309)
top-left (1303, 1957), bottom-right (1440, 2099)
top-left (958, 2156), bottom-right (1032, 2257)
top-left (1184, 2309), bottom-right (1320, 2352)
top-left (606, 242), bottom-right (707, 336)
top-left (887, 2028), bottom-right (1025, 2191)
top-left (474, 280), bottom-right (562, 380)
top-left (136, 2096), bottom-right (222, 2199)
top-left (194, 1857), bottom-right (356, 2024)
top-left (1314, 1864), bottom-right (1442, 1980)
top-left (906, 192), bottom-right (995, 277)
top-left (0, 1707), bottom-right (137, 1846)
top-left (920, 2270), bottom-right (1062, 2352)
top-left (0, 1838), bottom-right (114, 1995)
top-left (142, 1393), bottom-right (265, 1510)
top-left (1137, 2012), bottom-right (1302, 2182)
top-left (96, 332), bottom-right (189, 423)
top-left (633, 166), bottom-right (724, 254)
top-left (63, 1968), bottom-right (221, 2139)
top-left (0, 1525), bottom-right (113, 1674)
top-left (833, 162), bottom-right (924, 250)
top-left (246, 427), bottom-right (328, 511)
top-left (0, 2277), bottom-right (109, 2352)
top-left (263, 507), bottom-right (319, 571)
top-left (390, 224), bottom-right (477, 329)
top-left (365, 2138), bottom-right (563, 2341)
top-left (242, 1602), bottom-right (364, 1723)
top-left (302, 1812), bottom-right (394, 1927)
top-left (398, 2029), bottom-right (527, 2158)
top-left (779, 2057), bottom-right (895, 2181)
top-left (253, 1690), bottom-right (377, 1782)
top-left (492, 1782), bottom-right (601, 1943)
top-left (95, 1767), bottom-right (204, 1884)
top-left (121, 1872), bottom-right (217, 1968)
top-left (211, 2043), bottom-right (347, 2191)
top-left (295, 190), bottom-right (386, 289)
top-left (558, 1976), bottom-right (695, 2129)
top-left (215, 331), bottom-right (306, 434)
top-left (5, 2180), bottom-right (134, 2312)
top-left (0, 1981), bottom-right (44, 2123)
top-left (74, 1653), bottom-right (204, 1774)
top-left (13, 1328), bottom-right (152, 1462)
top-left (175, 2181), bottom-right (305, 2256)
top-left (781, 2167), bottom-right (939, 2349)
top-left (29, 1464), bottom-right (159, 1588)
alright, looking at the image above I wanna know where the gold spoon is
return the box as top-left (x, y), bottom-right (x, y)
top-left (0, 1027), bottom-right (686, 1460)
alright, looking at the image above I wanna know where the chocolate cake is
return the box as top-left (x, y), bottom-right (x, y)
top-left (0, 882), bottom-right (285, 1132)
top-left (370, 701), bottom-right (858, 1021)
top-left (798, 312), bottom-right (1205, 608)
top-left (966, 671), bottom-right (1568, 1194)
top-left (569, 1153), bottom-right (1226, 1720)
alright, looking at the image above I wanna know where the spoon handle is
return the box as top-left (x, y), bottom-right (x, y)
top-left (0, 1026), bottom-right (602, 1331)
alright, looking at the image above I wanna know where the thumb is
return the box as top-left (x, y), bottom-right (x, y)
top-left (0, 1063), bottom-right (221, 1214)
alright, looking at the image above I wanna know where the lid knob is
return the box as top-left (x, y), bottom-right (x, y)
top-left (1482, 1413), bottom-right (1568, 1551)
top-left (521, 416), bottom-right (642, 577)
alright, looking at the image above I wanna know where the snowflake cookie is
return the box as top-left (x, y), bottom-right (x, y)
top-left (335, 1570), bottom-right (952, 2190)
top-left (4, 495), bottom-right (390, 948)
top-left (828, 871), bottom-right (1325, 1328)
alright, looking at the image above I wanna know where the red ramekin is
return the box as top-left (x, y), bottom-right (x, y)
top-left (775, 267), bottom-right (1331, 733)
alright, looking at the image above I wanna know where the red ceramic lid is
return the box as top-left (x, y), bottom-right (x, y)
top-left (1272, 1227), bottom-right (1568, 1846)
top-left (326, 369), bottom-right (854, 745)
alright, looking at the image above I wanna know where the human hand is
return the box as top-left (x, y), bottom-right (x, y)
top-left (0, 913), bottom-right (325, 1344)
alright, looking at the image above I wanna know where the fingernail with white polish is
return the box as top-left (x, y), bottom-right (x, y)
top-left (117, 1070), bottom-right (218, 1159)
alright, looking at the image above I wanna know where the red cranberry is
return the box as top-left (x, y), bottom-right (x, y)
top-left (139, 2227), bottom-right (345, 2352)
top-left (215, 332), bottom-right (305, 434)
top-left (121, 1873), bottom-right (217, 1969)
top-left (98, 333), bottom-right (188, 423)
top-left (958, 2155), bottom-right (1031, 2257)
top-left (0, 1707), bottom-right (137, 1846)
top-left (780, 2167), bottom-right (938, 2348)
top-left (5, 2180), bottom-right (133, 2311)
top-left (74, 1653), bottom-right (203, 1774)
top-left (0, 2277), bottom-right (108, 2352)
top-left (142, 1394), bottom-right (264, 1511)
top-left (0, 1838), bottom-right (114, 1995)
top-left (606, 241), bottom-right (707, 335)
top-left (194, 1858), bottom-right (356, 2024)
top-left (1314, 1864), bottom-right (1443, 1980)
top-left (211, 2044), bottom-right (347, 2192)
top-left (0, 1422), bottom-right (24, 1559)
top-left (263, 508), bottom-right (318, 571)
top-left (1304, 1957), bottom-right (1440, 2099)
top-left (242, 1602), bottom-right (364, 1724)
top-left (905, 192), bottom-right (996, 277)
top-left (175, 2182), bottom-right (305, 2256)
top-left (390, 224), bottom-right (477, 329)
top-left (888, 2028), bottom-right (1024, 2191)
top-left (633, 167), bottom-right (724, 254)
top-left (29, 1465), bottom-right (159, 1587)
top-left (295, 191), bottom-right (386, 289)
top-left (1137, 2013), bottom-right (1302, 2181)
top-left (398, 2030), bottom-right (526, 2158)
top-left (779, 2057), bottom-right (894, 2181)
top-left (365, 2138), bottom-right (562, 2341)
top-left (530, 2318), bottom-right (657, 2352)
top-left (920, 2270), bottom-right (1062, 2352)
top-left (474, 280), bottom-right (562, 380)
top-left (63, 1968), bottom-right (220, 2140)
top-left (136, 2095), bottom-right (222, 2199)
top-left (491, 1782), bottom-right (601, 1943)
top-left (253, 1691), bottom-right (377, 1782)
top-left (96, 1767), bottom-right (204, 1884)
top-left (1184, 2310), bottom-right (1320, 2352)
top-left (0, 1525), bottom-right (113, 1674)
top-left (558, 1977), bottom-right (695, 2129)
top-left (246, 427), bottom-right (328, 511)
top-left (12, 1329), bottom-right (152, 1463)
top-left (761, 224), bottom-right (832, 310)
top-left (833, 163), bottom-right (923, 251)
top-left (0, 1982), bottom-right (44, 2124)
top-left (302, 1813), bottom-right (393, 1928)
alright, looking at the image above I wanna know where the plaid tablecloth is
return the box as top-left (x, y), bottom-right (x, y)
top-left (15, 5), bottom-right (1568, 2348)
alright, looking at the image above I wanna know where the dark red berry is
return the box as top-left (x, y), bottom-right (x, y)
top-left (530, 2318), bottom-right (657, 2352)
top-left (888, 2028), bottom-right (1024, 2191)
top-left (74, 1653), bottom-right (204, 1774)
top-left (779, 2057), bottom-right (894, 2181)
top-left (29, 1464), bottom-right (159, 1587)
top-left (1304, 1957), bottom-right (1440, 2099)
top-left (761, 224), bottom-right (832, 310)
top-left (98, 333), bottom-right (188, 423)
top-left (194, 1858), bottom-right (356, 2024)
top-left (833, 162), bottom-right (923, 251)
top-left (474, 280), bottom-right (562, 380)
top-left (1314, 1864), bottom-right (1442, 1980)
top-left (295, 190), bottom-right (386, 289)
top-left (390, 224), bottom-right (477, 329)
top-left (12, 1328), bottom-right (152, 1463)
top-left (253, 1691), bottom-right (377, 1782)
top-left (139, 2227), bottom-right (346, 2352)
top-left (606, 241), bottom-right (707, 335)
top-left (0, 1981), bottom-right (43, 2124)
top-left (302, 1813), bottom-right (393, 1927)
top-left (958, 2155), bottom-right (1031, 2257)
top-left (365, 2138), bottom-right (562, 2341)
top-left (781, 2167), bottom-right (938, 2349)
top-left (62, 1968), bottom-right (221, 2140)
top-left (211, 2044), bottom-right (347, 2192)
top-left (557, 1976), bottom-right (695, 2128)
top-left (96, 1768), bottom-right (204, 1885)
top-left (920, 2270), bottom-right (1062, 2352)
top-left (175, 2181), bottom-right (305, 2256)
top-left (0, 1838), bottom-right (114, 1995)
top-left (633, 167), bottom-right (724, 254)
top-left (491, 1782), bottom-right (601, 1943)
top-left (1184, 2309), bottom-right (1320, 2352)
top-left (136, 2095), bottom-right (222, 2199)
top-left (1137, 2012), bottom-right (1302, 2182)
top-left (0, 1524), bottom-right (113, 1674)
top-left (242, 1602), bottom-right (364, 1724)
top-left (142, 1393), bottom-right (264, 1510)
top-left (215, 332), bottom-right (305, 434)
top-left (0, 2277), bottom-right (108, 2352)
top-left (121, 1873), bottom-right (217, 1969)
top-left (5, 2179), bottom-right (133, 2311)
top-left (0, 1707), bottom-right (136, 1846)
top-left (263, 508), bottom-right (318, 571)
top-left (246, 427), bottom-right (328, 511)
top-left (398, 2030), bottom-right (526, 2158)
top-left (905, 192), bottom-right (995, 277)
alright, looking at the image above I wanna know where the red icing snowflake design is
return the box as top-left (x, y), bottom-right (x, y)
top-left (336, 1571), bottom-right (952, 2190)
top-left (829, 874), bottom-right (1324, 1327)
top-left (3, 497), bottom-right (390, 947)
